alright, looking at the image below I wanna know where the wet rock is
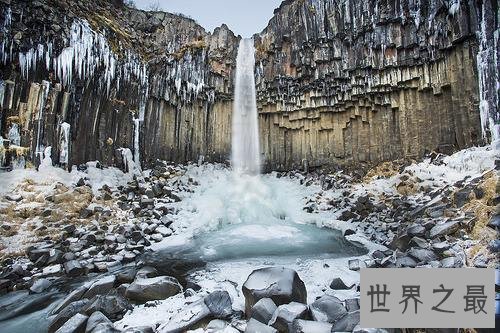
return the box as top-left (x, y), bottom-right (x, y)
top-left (85, 311), bottom-right (111, 333)
top-left (49, 299), bottom-right (90, 333)
top-left (52, 284), bottom-right (90, 315)
top-left (125, 276), bottom-right (182, 303)
top-left (83, 295), bottom-right (131, 320)
top-left (116, 267), bottom-right (137, 284)
top-left (245, 318), bottom-right (278, 333)
top-left (269, 302), bottom-right (308, 332)
top-left (331, 310), bottom-right (360, 331)
top-left (83, 275), bottom-right (116, 299)
top-left (291, 319), bottom-right (332, 333)
top-left (429, 221), bottom-right (460, 238)
top-left (64, 260), bottom-right (85, 277)
top-left (408, 248), bottom-right (438, 263)
top-left (55, 313), bottom-right (88, 333)
top-left (250, 298), bottom-right (277, 324)
top-left (242, 267), bottom-right (307, 316)
top-left (309, 295), bottom-right (347, 323)
top-left (30, 278), bottom-right (53, 293)
top-left (329, 277), bottom-right (353, 290)
top-left (204, 290), bottom-right (233, 319)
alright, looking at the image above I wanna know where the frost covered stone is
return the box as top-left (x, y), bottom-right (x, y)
top-left (291, 319), bottom-right (332, 333)
top-left (269, 302), bottom-right (308, 332)
top-left (125, 276), bottom-right (182, 303)
top-left (309, 295), bottom-right (347, 323)
top-left (242, 267), bottom-right (307, 316)
top-left (245, 318), bottom-right (278, 333)
top-left (250, 298), bottom-right (277, 324)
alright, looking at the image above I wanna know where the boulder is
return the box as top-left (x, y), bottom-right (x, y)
top-left (407, 248), bottom-right (438, 263)
top-left (52, 284), bottom-right (91, 315)
top-left (309, 295), bottom-right (347, 323)
top-left (116, 268), bottom-right (137, 284)
top-left (54, 313), bottom-right (88, 333)
top-left (329, 277), bottom-right (353, 290)
top-left (250, 298), bottom-right (277, 324)
top-left (49, 300), bottom-right (90, 333)
top-left (157, 300), bottom-right (210, 333)
top-left (429, 221), bottom-right (460, 238)
top-left (245, 318), bottom-right (278, 333)
top-left (406, 224), bottom-right (426, 237)
top-left (269, 302), bottom-right (308, 332)
top-left (30, 278), bottom-right (53, 293)
top-left (85, 311), bottom-right (111, 333)
top-left (83, 275), bottom-right (116, 299)
top-left (291, 319), bottom-right (332, 333)
top-left (135, 266), bottom-right (158, 278)
top-left (348, 259), bottom-right (360, 271)
top-left (64, 260), bottom-right (85, 277)
top-left (125, 276), bottom-right (182, 303)
top-left (242, 267), bottom-right (307, 316)
top-left (83, 295), bottom-right (131, 320)
top-left (204, 290), bottom-right (233, 319)
top-left (331, 310), bottom-right (360, 331)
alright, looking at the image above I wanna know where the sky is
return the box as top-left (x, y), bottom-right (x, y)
top-left (134, 0), bottom-right (283, 37)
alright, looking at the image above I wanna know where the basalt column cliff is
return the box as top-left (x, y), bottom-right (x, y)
top-left (0, 0), bottom-right (240, 170)
top-left (255, 0), bottom-right (499, 170)
top-left (0, 0), bottom-right (498, 171)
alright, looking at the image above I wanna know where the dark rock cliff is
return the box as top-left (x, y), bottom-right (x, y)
top-left (254, 0), bottom-right (499, 170)
top-left (0, 0), bottom-right (497, 171)
top-left (0, 0), bottom-right (239, 170)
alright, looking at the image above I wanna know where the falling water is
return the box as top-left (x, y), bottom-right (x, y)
top-left (232, 38), bottom-right (260, 174)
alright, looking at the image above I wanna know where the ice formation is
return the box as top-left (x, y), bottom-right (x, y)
top-left (59, 122), bottom-right (70, 165)
top-left (7, 123), bottom-right (20, 146)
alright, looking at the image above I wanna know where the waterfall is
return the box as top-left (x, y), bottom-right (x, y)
top-left (232, 38), bottom-right (261, 175)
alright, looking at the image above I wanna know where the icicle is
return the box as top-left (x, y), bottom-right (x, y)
top-left (7, 123), bottom-right (20, 146)
top-left (133, 118), bottom-right (141, 171)
top-left (119, 147), bottom-right (136, 174)
top-left (59, 122), bottom-right (70, 165)
top-left (35, 81), bottom-right (50, 161)
top-left (39, 146), bottom-right (52, 170)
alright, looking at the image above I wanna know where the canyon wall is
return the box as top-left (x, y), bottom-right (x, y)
top-left (0, 0), bottom-right (498, 172)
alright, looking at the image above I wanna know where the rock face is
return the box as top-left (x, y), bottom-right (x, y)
top-left (254, 0), bottom-right (498, 170)
top-left (0, 0), bottom-right (498, 171)
top-left (0, 0), bottom-right (238, 170)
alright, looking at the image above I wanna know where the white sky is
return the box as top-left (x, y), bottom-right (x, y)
top-left (134, 0), bottom-right (283, 37)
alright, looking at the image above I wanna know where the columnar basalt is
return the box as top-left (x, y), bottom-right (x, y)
top-left (254, 0), bottom-right (499, 170)
top-left (0, 0), bottom-right (498, 172)
top-left (0, 0), bottom-right (239, 170)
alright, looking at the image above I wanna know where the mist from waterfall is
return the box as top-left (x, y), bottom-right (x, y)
top-left (232, 38), bottom-right (261, 175)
